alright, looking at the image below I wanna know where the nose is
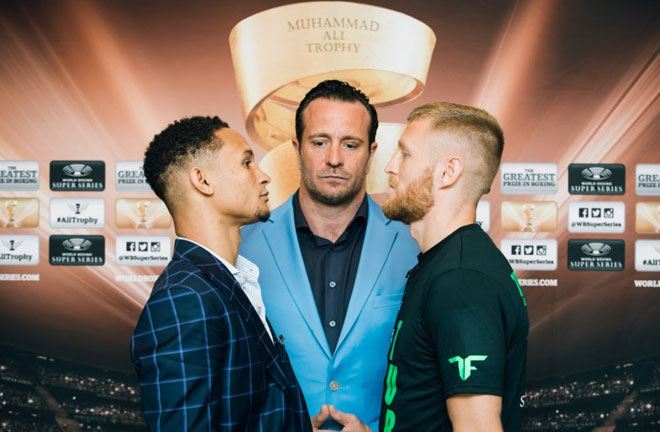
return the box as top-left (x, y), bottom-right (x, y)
top-left (326, 143), bottom-right (343, 167)
top-left (256, 166), bottom-right (271, 185)
top-left (384, 152), bottom-right (399, 175)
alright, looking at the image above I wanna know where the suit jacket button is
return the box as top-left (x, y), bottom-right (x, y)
top-left (329, 380), bottom-right (340, 391)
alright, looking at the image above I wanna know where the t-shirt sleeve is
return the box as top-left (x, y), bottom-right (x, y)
top-left (425, 270), bottom-right (506, 398)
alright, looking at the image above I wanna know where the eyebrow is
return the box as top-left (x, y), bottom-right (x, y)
top-left (242, 150), bottom-right (254, 158)
top-left (307, 133), bottom-right (364, 143)
top-left (398, 140), bottom-right (410, 152)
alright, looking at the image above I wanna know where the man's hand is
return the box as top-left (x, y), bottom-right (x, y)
top-left (311, 404), bottom-right (372, 432)
top-left (311, 404), bottom-right (330, 431)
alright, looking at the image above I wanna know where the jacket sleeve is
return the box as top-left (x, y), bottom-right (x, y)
top-left (132, 284), bottom-right (244, 431)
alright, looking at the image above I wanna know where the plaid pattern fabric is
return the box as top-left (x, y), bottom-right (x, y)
top-left (131, 239), bottom-right (311, 432)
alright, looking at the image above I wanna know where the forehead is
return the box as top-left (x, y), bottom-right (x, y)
top-left (214, 128), bottom-right (251, 156)
top-left (400, 118), bottom-right (436, 149)
top-left (302, 98), bottom-right (370, 136)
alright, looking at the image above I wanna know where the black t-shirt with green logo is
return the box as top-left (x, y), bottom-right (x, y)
top-left (379, 224), bottom-right (528, 432)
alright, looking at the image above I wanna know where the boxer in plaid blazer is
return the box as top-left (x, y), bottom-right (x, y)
top-left (130, 116), bottom-right (311, 431)
top-left (132, 239), bottom-right (311, 431)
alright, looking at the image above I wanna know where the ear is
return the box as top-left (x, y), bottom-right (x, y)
top-left (365, 141), bottom-right (378, 173)
top-left (435, 156), bottom-right (464, 189)
top-left (292, 138), bottom-right (302, 170)
top-left (189, 166), bottom-right (214, 196)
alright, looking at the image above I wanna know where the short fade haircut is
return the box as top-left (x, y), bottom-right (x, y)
top-left (143, 116), bottom-right (229, 206)
top-left (408, 102), bottom-right (504, 197)
top-left (295, 79), bottom-right (378, 146)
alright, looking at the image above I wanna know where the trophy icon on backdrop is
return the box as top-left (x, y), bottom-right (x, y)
top-left (3, 200), bottom-right (19, 227)
top-left (2, 238), bottom-right (22, 251)
top-left (522, 203), bottom-right (537, 232)
top-left (136, 200), bottom-right (151, 229)
top-left (67, 201), bottom-right (89, 216)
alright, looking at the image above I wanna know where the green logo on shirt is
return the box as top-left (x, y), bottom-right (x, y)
top-left (383, 320), bottom-right (403, 432)
top-left (448, 355), bottom-right (488, 381)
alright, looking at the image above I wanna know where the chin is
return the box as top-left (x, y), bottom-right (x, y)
top-left (256, 208), bottom-right (271, 222)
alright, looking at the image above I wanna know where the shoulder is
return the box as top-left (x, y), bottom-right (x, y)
top-left (148, 258), bottom-right (233, 317)
top-left (422, 226), bottom-right (511, 280)
top-left (457, 227), bottom-right (510, 271)
top-left (423, 265), bottom-right (522, 322)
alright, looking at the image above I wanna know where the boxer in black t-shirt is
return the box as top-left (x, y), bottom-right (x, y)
top-left (379, 102), bottom-right (528, 432)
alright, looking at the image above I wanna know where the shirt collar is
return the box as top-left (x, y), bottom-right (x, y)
top-left (416, 223), bottom-right (481, 265)
top-left (176, 236), bottom-right (258, 279)
top-left (292, 190), bottom-right (368, 232)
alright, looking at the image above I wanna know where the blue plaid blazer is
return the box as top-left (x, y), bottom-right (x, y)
top-left (131, 239), bottom-right (312, 432)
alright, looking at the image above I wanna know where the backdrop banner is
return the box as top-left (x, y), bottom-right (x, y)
top-left (0, 1), bottom-right (659, 431)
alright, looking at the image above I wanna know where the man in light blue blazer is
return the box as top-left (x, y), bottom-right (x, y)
top-left (240, 80), bottom-right (418, 431)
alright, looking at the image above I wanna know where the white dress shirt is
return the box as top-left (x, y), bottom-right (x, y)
top-left (177, 237), bottom-right (274, 343)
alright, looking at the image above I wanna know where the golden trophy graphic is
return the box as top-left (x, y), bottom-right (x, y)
top-left (230, 2), bottom-right (436, 208)
top-left (115, 198), bottom-right (171, 229)
top-left (4, 200), bottom-right (18, 228)
top-left (522, 203), bottom-right (536, 232)
top-left (0, 198), bottom-right (39, 228)
top-left (501, 201), bottom-right (557, 232)
top-left (635, 202), bottom-right (660, 233)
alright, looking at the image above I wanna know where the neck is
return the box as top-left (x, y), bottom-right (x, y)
top-left (410, 198), bottom-right (477, 253)
top-left (298, 187), bottom-right (365, 243)
top-left (174, 207), bottom-right (242, 266)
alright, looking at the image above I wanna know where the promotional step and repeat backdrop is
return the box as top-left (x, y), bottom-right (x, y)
top-left (1, 0), bottom-right (659, 430)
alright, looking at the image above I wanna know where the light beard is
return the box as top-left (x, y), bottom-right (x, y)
top-left (300, 163), bottom-right (367, 206)
top-left (382, 168), bottom-right (435, 225)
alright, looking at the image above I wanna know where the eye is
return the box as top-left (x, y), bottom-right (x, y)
top-left (312, 140), bottom-right (325, 147)
top-left (243, 159), bottom-right (252, 167)
top-left (344, 142), bottom-right (358, 150)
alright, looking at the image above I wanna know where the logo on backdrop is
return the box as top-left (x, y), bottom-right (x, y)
top-left (115, 198), bottom-right (171, 229)
top-left (568, 163), bottom-right (625, 195)
top-left (501, 201), bottom-right (557, 232)
top-left (116, 235), bottom-right (171, 266)
top-left (49, 235), bottom-right (105, 266)
top-left (635, 240), bottom-right (660, 272)
top-left (500, 163), bottom-right (557, 195)
top-left (635, 202), bottom-right (660, 233)
top-left (476, 200), bottom-right (490, 232)
top-left (567, 239), bottom-right (624, 271)
top-left (500, 239), bottom-right (557, 271)
top-left (0, 235), bottom-right (39, 266)
top-left (50, 161), bottom-right (105, 191)
top-left (568, 201), bottom-right (625, 233)
top-left (0, 198), bottom-right (39, 228)
top-left (116, 161), bottom-right (150, 191)
top-left (0, 161), bottom-right (39, 191)
top-left (636, 164), bottom-right (660, 196)
top-left (49, 198), bottom-right (105, 228)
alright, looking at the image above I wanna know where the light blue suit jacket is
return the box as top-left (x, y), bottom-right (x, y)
top-left (240, 195), bottom-right (418, 431)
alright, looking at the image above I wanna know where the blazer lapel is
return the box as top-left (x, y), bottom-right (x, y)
top-left (174, 239), bottom-right (292, 391)
top-left (262, 199), bottom-right (332, 359)
top-left (336, 197), bottom-right (397, 350)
